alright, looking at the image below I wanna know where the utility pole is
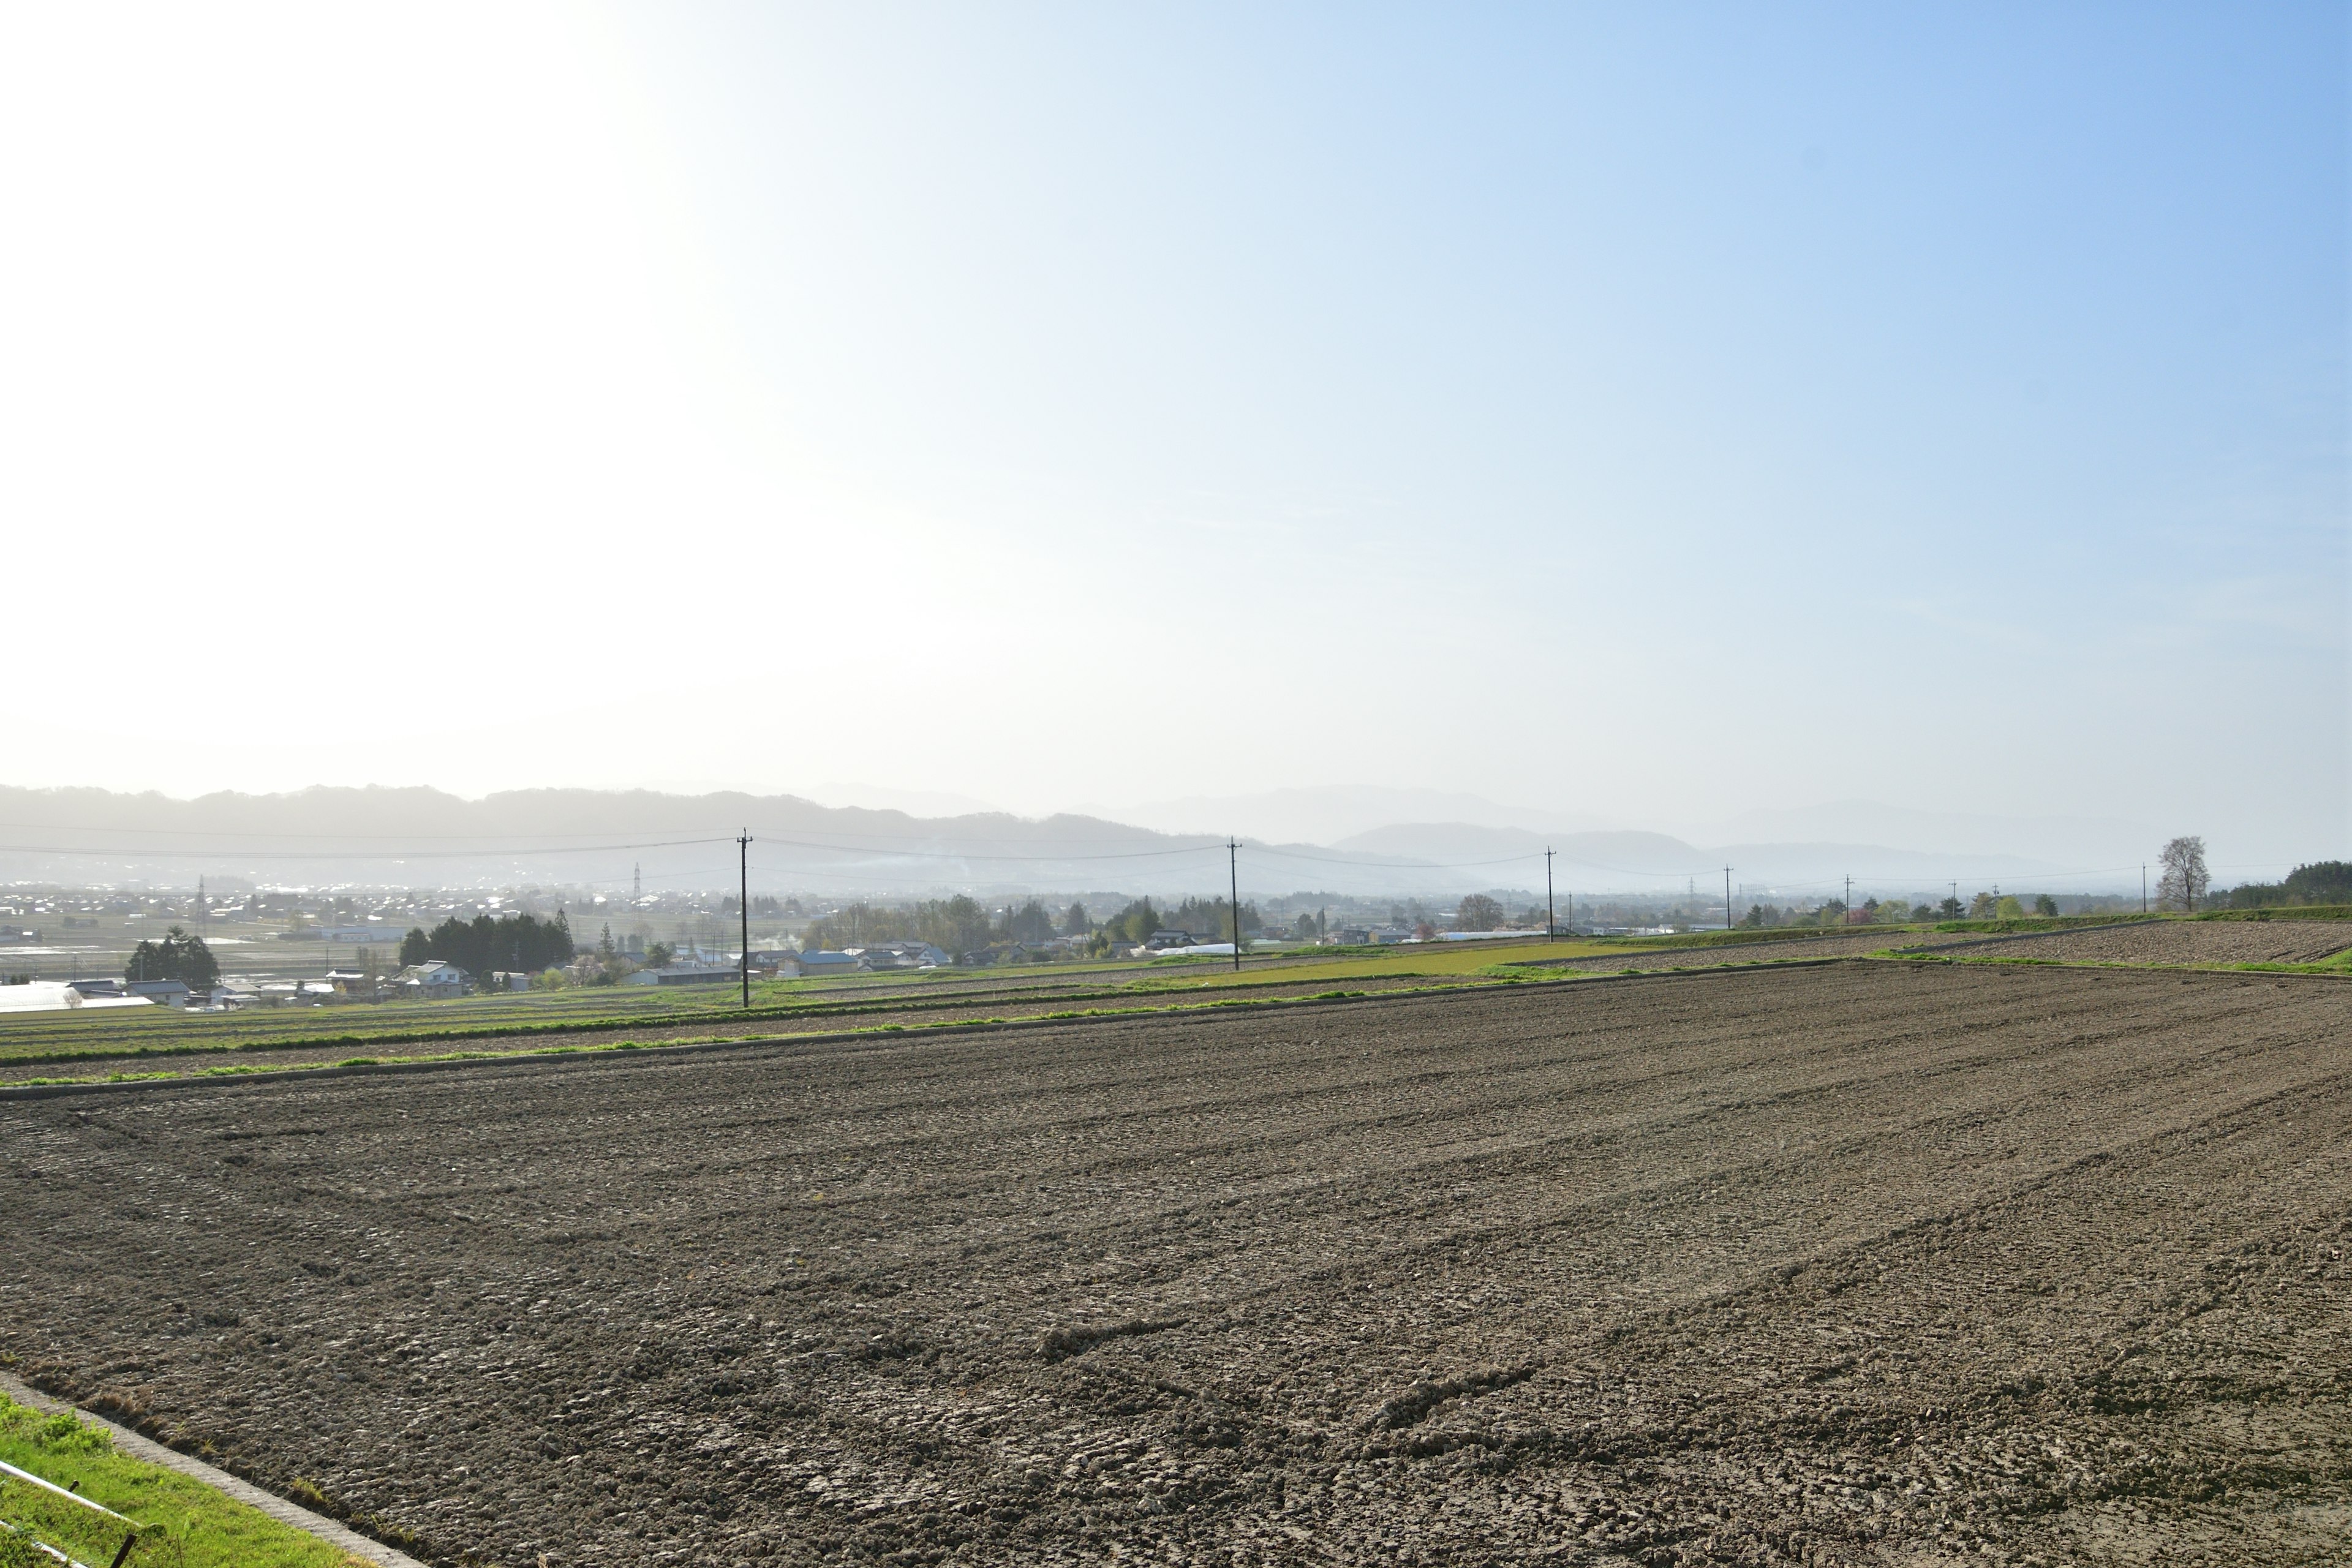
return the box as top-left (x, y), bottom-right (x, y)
top-left (1724, 865), bottom-right (1734, 931)
top-left (1545, 848), bottom-right (1556, 941)
top-left (1844, 874), bottom-right (1852, 914)
top-left (1228, 839), bottom-right (1242, 973)
top-left (737, 831), bottom-right (752, 1010)
top-left (2142, 864), bottom-right (2147, 915)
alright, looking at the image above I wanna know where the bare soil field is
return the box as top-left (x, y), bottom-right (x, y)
top-left (1536, 930), bottom-right (1967, 971)
top-left (0, 972), bottom-right (1468, 1084)
top-left (4, 962), bottom-right (2346, 1567)
top-left (1950, 921), bottom-right (2352, 968)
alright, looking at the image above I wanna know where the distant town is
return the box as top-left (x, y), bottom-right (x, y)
top-left (6, 850), bottom-right (2340, 1011)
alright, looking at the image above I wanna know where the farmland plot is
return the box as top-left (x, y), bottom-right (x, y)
top-left (1948, 919), bottom-right (2352, 968)
top-left (2, 963), bottom-right (2346, 1567)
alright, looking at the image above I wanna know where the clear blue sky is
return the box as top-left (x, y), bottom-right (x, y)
top-left (3, 3), bottom-right (2343, 868)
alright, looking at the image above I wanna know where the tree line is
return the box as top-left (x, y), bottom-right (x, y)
top-left (398, 911), bottom-right (575, 975)
top-left (124, 926), bottom-right (220, 989)
top-left (2217, 859), bottom-right (2350, 910)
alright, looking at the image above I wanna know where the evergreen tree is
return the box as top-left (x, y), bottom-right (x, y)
top-left (125, 925), bottom-right (221, 990)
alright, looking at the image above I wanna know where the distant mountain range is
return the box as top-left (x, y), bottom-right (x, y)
top-left (0, 784), bottom-right (2152, 899)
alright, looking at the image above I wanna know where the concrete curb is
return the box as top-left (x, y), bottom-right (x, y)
top-left (0, 1370), bottom-right (429, 1567)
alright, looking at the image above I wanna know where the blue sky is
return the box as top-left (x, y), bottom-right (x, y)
top-left (2, 2), bottom-right (2343, 869)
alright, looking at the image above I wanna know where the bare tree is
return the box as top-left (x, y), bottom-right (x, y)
top-left (2156, 836), bottom-right (2209, 912)
top-left (1455, 893), bottom-right (1506, 932)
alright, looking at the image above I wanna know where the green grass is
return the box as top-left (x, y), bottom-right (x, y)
top-left (2196, 903), bottom-right (2352, 922)
top-left (0, 1393), bottom-right (362, 1567)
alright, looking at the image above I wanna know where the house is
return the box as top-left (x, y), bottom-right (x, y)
top-left (964, 943), bottom-right (1054, 967)
top-left (794, 950), bottom-right (865, 976)
top-left (314, 925), bottom-right (402, 945)
top-left (68, 978), bottom-right (126, 997)
top-left (742, 949), bottom-right (802, 978)
top-left (625, 963), bottom-right (739, 987)
top-left (125, 979), bottom-right (192, 1008)
top-left (850, 941), bottom-right (952, 970)
top-left (1143, 929), bottom-right (1197, 951)
top-left (488, 971), bottom-right (535, 992)
top-left (396, 960), bottom-right (470, 998)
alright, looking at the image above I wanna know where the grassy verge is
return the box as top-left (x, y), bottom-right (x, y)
top-left (0, 1393), bottom-right (362, 1567)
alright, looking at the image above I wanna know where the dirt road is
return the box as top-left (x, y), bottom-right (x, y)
top-left (4, 962), bottom-right (2345, 1566)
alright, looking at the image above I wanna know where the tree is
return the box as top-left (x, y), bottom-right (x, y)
top-left (1995, 895), bottom-right (2025, 918)
top-left (2032, 894), bottom-right (2059, 917)
top-left (997, 900), bottom-right (1057, 944)
top-left (1063, 902), bottom-right (1092, 937)
top-left (2156, 836), bottom-right (2209, 913)
top-left (1969, 891), bottom-right (1996, 918)
top-left (2222, 861), bottom-right (2352, 910)
top-left (1937, 896), bottom-right (1964, 919)
top-left (125, 925), bottom-right (219, 990)
top-left (645, 941), bottom-right (676, 968)
top-left (405, 912), bottom-right (576, 976)
top-left (1455, 894), bottom-right (1506, 932)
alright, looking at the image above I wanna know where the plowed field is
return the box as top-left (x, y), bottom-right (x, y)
top-left (4, 962), bottom-right (2346, 1567)
top-left (1962, 920), bottom-right (2352, 968)
top-left (1536, 930), bottom-right (1952, 971)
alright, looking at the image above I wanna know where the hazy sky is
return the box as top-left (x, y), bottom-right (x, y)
top-left (3, 4), bottom-right (2343, 866)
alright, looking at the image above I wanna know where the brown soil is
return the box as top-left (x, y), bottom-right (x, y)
top-left (4, 962), bottom-right (2347, 1567)
top-left (1535, 929), bottom-right (1959, 971)
top-left (1961, 919), bottom-right (2352, 967)
top-left (1, 973), bottom-right (1460, 1083)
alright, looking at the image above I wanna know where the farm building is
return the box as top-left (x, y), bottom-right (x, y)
top-left (848, 941), bottom-right (951, 970)
top-left (626, 963), bottom-right (739, 987)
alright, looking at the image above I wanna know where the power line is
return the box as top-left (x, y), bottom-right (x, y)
top-left (0, 835), bottom-right (736, 861)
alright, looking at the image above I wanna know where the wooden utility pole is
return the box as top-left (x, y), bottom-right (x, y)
top-left (1228, 839), bottom-right (1243, 972)
top-left (738, 831), bottom-right (753, 1010)
top-left (1545, 848), bottom-right (1556, 941)
top-left (1724, 865), bottom-right (1733, 931)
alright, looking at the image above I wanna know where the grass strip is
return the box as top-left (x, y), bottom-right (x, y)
top-left (0, 1393), bottom-right (363, 1567)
